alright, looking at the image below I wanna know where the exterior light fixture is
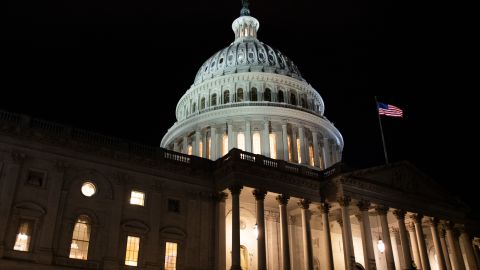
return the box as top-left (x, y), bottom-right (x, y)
top-left (377, 238), bottom-right (385, 253)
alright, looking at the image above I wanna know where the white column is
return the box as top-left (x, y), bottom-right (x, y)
top-left (282, 123), bottom-right (289, 161)
top-left (459, 228), bottom-right (479, 270)
top-left (299, 199), bottom-right (313, 270)
top-left (228, 123), bottom-right (234, 151)
top-left (292, 126), bottom-right (298, 163)
top-left (376, 206), bottom-right (396, 270)
top-left (408, 222), bottom-right (422, 270)
top-left (298, 126), bottom-right (307, 164)
top-left (229, 185), bottom-right (242, 270)
top-left (194, 130), bottom-right (201, 156)
top-left (321, 203), bottom-right (334, 270)
top-left (215, 192), bottom-right (227, 270)
top-left (277, 195), bottom-right (291, 270)
top-left (413, 214), bottom-right (431, 270)
top-left (357, 201), bottom-right (376, 270)
top-left (338, 196), bottom-right (355, 270)
top-left (391, 228), bottom-right (403, 270)
top-left (429, 218), bottom-right (447, 270)
top-left (202, 133), bottom-right (207, 158)
top-left (440, 228), bottom-right (453, 270)
top-left (253, 190), bottom-right (267, 270)
top-left (245, 121), bottom-right (252, 152)
top-left (394, 210), bottom-right (413, 270)
top-left (312, 131), bottom-right (320, 168)
top-left (211, 127), bottom-right (217, 160)
top-left (183, 135), bottom-right (188, 154)
top-left (173, 141), bottom-right (179, 152)
top-left (445, 223), bottom-right (466, 270)
top-left (263, 120), bottom-right (270, 157)
top-left (322, 138), bottom-right (329, 168)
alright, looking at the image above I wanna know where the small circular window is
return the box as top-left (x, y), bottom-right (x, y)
top-left (81, 182), bottom-right (96, 197)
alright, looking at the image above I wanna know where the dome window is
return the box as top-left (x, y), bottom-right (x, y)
top-left (290, 93), bottom-right (297, 105)
top-left (278, 90), bottom-right (284, 103)
top-left (237, 88), bottom-right (244, 102)
top-left (201, 98), bottom-right (206, 110)
top-left (264, 88), bottom-right (271, 102)
top-left (250, 87), bottom-right (258, 101)
top-left (223, 90), bottom-right (230, 104)
top-left (211, 94), bottom-right (217, 106)
top-left (219, 58), bottom-right (224, 64)
top-left (211, 61), bottom-right (215, 67)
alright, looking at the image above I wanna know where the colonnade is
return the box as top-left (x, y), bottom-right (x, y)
top-left (217, 189), bottom-right (480, 270)
top-left (172, 119), bottom-right (342, 169)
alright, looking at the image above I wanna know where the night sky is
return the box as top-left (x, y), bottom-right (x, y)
top-left (1, 1), bottom-right (476, 214)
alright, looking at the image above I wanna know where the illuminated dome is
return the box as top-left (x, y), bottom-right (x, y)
top-left (161, 6), bottom-right (344, 170)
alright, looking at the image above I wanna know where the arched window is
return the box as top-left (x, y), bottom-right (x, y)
top-left (278, 90), bottom-right (284, 103)
top-left (250, 87), bottom-right (258, 101)
top-left (224, 90), bottom-right (230, 104)
top-left (301, 98), bottom-right (306, 108)
top-left (69, 215), bottom-right (91, 260)
top-left (192, 103), bottom-right (196, 112)
top-left (200, 98), bottom-right (205, 110)
top-left (237, 88), bottom-right (244, 102)
top-left (211, 94), bottom-right (217, 106)
top-left (264, 88), bottom-right (271, 102)
top-left (290, 93), bottom-right (297, 105)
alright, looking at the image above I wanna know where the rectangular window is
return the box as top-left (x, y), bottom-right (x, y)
top-left (164, 242), bottom-right (178, 270)
top-left (26, 170), bottom-right (45, 187)
top-left (14, 220), bottom-right (32, 252)
top-left (168, 199), bottom-right (180, 213)
top-left (269, 133), bottom-right (277, 159)
top-left (237, 132), bottom-right (245, 151)
top-left (252, 132), bottom-right (261, 155)
top-left (69, 216), bottom-right (90, 260)
top-left (130, 190), bottom-right (145, 206)
top-left (125, 236), bottom-right (140, 266)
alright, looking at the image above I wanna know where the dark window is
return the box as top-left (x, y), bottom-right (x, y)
top-left (192, 103), bottom-right (196, 112)
top-left (201, 98), bottom-right (205, 110)
top-left (168, 199), bottom-right (180, 213)
top-left (301, 98), bottom-right (306, 108)
top-left (290, 93), bottom-right (297, 105)
top-left (224, 90), bottom-right (230, 104)
top-left (278, 90), bottom-right (284, 102)
top-left (264, 88), bottom-right (271, 102)
top-left (250, 87), bottom-right (258, 101)
top-left (211, 94), bottom-right (217, 106)
top-left (237, 88), bottom-right (244, 102)
top-left (26, 170), bottom-right (45, 187)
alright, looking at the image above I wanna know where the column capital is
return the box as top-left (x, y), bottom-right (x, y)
top-left (319, 202), bottom-right (331, 213)
top-left (375, 205), bottom-right (390, 215)
top-left (411, 213), bottom-right (424, 224)
top-left (444, 220), bottom-right (455, 230)
top-left (390, 227), bottom-right (400, 235)
top-left (355, 214), bottom-right (362, 222)
top-left (357, 200), bottom-right (371, 211)
top-left (214, 192), bottom-right (228, 202)
top-left (276, 194), bottom-right (290, 205)
top-left (407, 222), bottom-right (416, 232)
top-left (229, 184), bottom-right (243, 195)
top-left (337, 195), bottom-right (351, 207)
top-left (298, 199), bottom-right (311, 210)
top-left (439, 227), bottom-right (447, 238)
top-left (426, 217), bottom-right (440, 227)
top-left (252, 189), bottom-right (267, 200)
top-left (393, 209), bottom-right (407, 220)
top-left (336, 218), bottom-right (343, 227)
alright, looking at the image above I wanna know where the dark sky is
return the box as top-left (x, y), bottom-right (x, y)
top-left (1, 0), bottom-right (476, 213)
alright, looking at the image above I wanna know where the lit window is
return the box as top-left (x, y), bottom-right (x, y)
top-left (125, 236), bottom-right (140, 266)
top-left (237, 132), bottom-right (245, 151)
top-left (81, 182), bottom-right (96, 197)
top-left (69, 215), bottom-right (90, 260)
top-left (130, 191), bottom-right (145, 206)
top-left (269, 133), bottom-right (277, 159)
top-left (164, 242), bottom-right (178, 270)
top-left (252, 132), bottom-right (261, 154)
top-left (287, 135), bottom-right (292, 161)
top-left (309, 145), bottom-right (314, 166)
top-left (222, 134), bottom-right (228, 156)
top-left (188, 145), bottom-right (193, 155)
top-left (297, 138), bottom-right (301, 163)
top-left (207, 138), bottom-right (211, 159)
top-left (200, 98), bottom-right (205, 110)
top-left (14, 220), bottom-right (32, 252)
top-left (199, 141), bottom-right (203, 157)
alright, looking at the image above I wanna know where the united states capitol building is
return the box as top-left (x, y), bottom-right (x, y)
top-left (0, 3), bottom-right (479, 270)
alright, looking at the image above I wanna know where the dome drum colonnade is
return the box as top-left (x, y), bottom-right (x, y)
top-left (160, 9), bottom-right (343, 170)
top-left (216, 185), bottom-right (479, 270)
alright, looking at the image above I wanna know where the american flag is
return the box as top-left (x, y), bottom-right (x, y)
top-left (377, 102), bottom-right (403, 117)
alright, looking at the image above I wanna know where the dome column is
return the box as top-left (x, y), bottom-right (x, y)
top-left (183, 135), bottom-right (188, 154)
top-left (291, 126), bottom-right (298, 163)
top-left (298, 126), bottom-right (307, 164)
top-left (322, 138), bottom-right (329, 168)
top-left (228, 122), bottom-right (234, 151)
top-left (194, 130), bottom-right (201, 156)
top-left (245, 121), bottom-right (252, 152)
top-left (262, 120), bottom-right (270, 157)
top-left (282, 123), bottom-right (289, 161)
top-left (312, 131), bottom-right (320, 168)
top-left (211, 127), bottom-right (217, 160)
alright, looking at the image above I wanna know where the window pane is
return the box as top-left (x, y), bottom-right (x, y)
top-left (125, 236), bottom-right (140, 266)
top-left (130, 191), bottom-right (145, 206)
top-left (237, 132), bottom-right (245, 151)
top-left (14, 220), bottom-right (32, 252)
top-left (164, 242), bottom-right (178, 270)
top-left (69, 215), bottom-right (90, 260)
top-left (269, 133), bottom-right (276, 159)
top-left (252, 132), bottom-right (261, 155)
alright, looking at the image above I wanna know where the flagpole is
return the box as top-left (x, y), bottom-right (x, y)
top-left (374, 96), bottom-right (389, 164)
